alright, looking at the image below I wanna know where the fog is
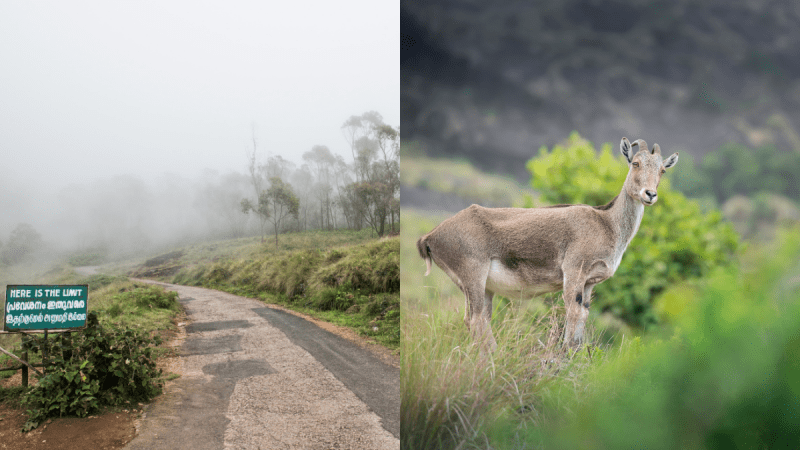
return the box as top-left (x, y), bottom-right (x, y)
top-left (0, 1), bottom-right (398, 258)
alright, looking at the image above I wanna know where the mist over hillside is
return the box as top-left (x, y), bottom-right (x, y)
top-left (401, 0), bottom-right (800, 183)
top-left (0, 169), bottom-right (252, 259)
top-left (0, 109), bottom-right (399, 264)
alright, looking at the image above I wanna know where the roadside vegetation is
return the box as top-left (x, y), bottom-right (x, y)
top-left (132, 229), bottom-right (400, 351)
top-left (0, 266), bottom-right (181, 431)
top-left (0, 227), bottom-right (399, 431)
top-left (401, 133), bottom-right (800, 448)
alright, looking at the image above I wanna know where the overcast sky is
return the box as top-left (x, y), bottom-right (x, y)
top-left (0, 1), bottom-right (398, 241)
top-left (1, 0), bottom-right (398, 189)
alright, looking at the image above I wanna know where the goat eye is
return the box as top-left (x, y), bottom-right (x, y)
top-left (661, 169), bottom-right (666, 174)
top-left (632, 162), bottom-right (639, 168)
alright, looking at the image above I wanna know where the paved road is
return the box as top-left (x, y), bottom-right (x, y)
top-left (125, 281), bottom-right (399, 450)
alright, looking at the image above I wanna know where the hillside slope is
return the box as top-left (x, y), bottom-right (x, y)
top-left (402, 0), bottom-right (800, 183)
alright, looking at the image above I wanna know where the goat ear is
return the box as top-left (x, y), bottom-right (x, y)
top-left (620, 137), bottom-right (633, 163)
top-left (663, 152), bottom-right (679, 169)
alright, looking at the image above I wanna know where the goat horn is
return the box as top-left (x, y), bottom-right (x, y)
top-left (652, 143), bottom-right (661, 155)
top-left (631, 139), bottom-right (647, 152)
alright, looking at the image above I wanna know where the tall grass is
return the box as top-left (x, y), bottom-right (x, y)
top-left (171, 235), bottom-right (399, 299)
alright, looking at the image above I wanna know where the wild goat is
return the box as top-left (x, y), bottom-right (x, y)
top-left (417, 138), bottom-right (678, 351)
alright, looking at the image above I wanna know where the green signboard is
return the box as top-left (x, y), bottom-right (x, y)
top-left (3, 285), bottom-right (88, 331)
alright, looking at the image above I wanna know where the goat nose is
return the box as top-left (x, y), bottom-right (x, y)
top-left (645, 190), bottom-right (657, 200)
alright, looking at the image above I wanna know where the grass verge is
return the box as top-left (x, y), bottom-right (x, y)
top-left (136, 230), bottom-right (400, 351)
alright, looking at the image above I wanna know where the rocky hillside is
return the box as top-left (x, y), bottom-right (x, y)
top-left (401, 0), bottom-right (800, 183)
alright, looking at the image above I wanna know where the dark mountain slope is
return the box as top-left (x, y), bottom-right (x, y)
top-left (402, 0), bottom-right (800, 182)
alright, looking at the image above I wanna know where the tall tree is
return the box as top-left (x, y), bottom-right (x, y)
top-left (372, 124), bottom-right (400, 232)
top-left (246, 123), bottom-right (266, 201)
top-left (302, 145), bottom-right (336, 230)
top-left (341, 114), bottom-right (374, 182)
top-left (265, 155), bottom-right (294, 181)
top-left (240, 177), bottom-right (299, 248)
top-left (331, 154), bottom-right (356, 229)
top-left (353, 178), bottom-right (391, 237)
top-left (263, 177), bottom-right (300, 249)
top-left (290, 164), bottom-right (315, 231)
top-left (342, 111), bottom-right (386, 230)
top-left (240, 196), bottom-right (269, 242)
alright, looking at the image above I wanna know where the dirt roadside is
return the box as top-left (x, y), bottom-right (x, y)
top-left (126, 281), bottom-right (400, 450)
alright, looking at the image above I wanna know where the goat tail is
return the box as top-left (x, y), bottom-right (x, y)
top-left (416, 236), bottom-right (433, 276)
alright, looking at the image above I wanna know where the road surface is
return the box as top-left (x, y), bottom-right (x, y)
top-left (124, 280), bottom-right (399, 450)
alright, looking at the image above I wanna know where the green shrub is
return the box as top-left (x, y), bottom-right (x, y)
top-left (363, 293), bottom-right (391, 316)
top-left (311, 239), bottom-right (400, 294)
top-left (113, 285), bottom-right (180, 310)
top-left (385, 309), bottom-right (399, 322)
top-left (21, 312), bottom-right (163, 431)
top-left (107, 303), bottom-right (123, 318)
top-left (527, 132), bottom-right (740, 327)
top-left (172, 265), bottom-right (206, 286)
top-left (312, 286), bottom-right (357, 311)
top-left (205, 264), bottom-right (232, 285)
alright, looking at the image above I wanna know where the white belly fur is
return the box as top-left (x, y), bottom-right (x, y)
top-left (486, 259), bottom-right (555, 299)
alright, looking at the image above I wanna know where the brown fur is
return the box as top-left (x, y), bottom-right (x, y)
top-left (417, 137), bottom-right (679, 351)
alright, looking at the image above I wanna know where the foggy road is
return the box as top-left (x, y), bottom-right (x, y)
top-left (125, 281), bottom-right (399, 450)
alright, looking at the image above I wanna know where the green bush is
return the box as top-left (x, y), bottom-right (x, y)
top-left (268, 250), bottom-right (322, 298)
top-left (311, 239), bottom-right (400, 294)
top-left (527, 132), bottom-right (740, 327)
top-left (312, 286), bottom-right (357, 311)
top-left (21, 312), bottom-right (163, 431)
top-left (364, 293), bottom-right (394, 316)
top-left (205, 264), bottom-right (232, 285)
top-left (113, 285), bottom-right (180, 310)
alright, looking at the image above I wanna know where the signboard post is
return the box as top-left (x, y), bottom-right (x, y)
top-left (3, 285), bottom-right (88, 331)
top-left (2, 285), bottom-right (88, 383)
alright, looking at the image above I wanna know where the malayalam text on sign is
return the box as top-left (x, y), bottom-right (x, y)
top-left (3, 285), bottom-right (88, 331)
